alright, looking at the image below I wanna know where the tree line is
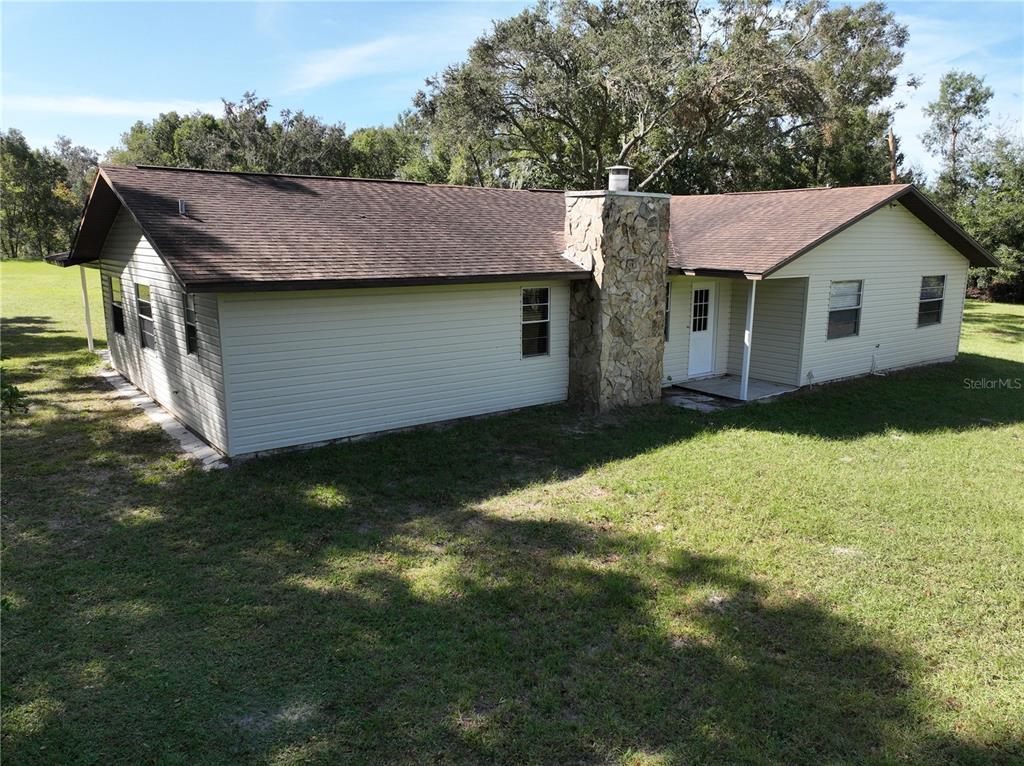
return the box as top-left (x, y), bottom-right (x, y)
top-left (0, 134), bottom-right (98, 261)
top-left (1, 0), bottom-right (1020, 299)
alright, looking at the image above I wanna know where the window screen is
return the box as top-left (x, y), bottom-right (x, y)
top-left (108, 275), bottom-right (125, 335)
top-left (918, 275), bottom-right (945, 326)
top-left (522, 287), bottom-right (549, 357)
top-left (136, 284), bottom-right (155, 349)
top-left (183, 293), bottom-right (198, 354)
top-left (827, 280), bottom-right (862, 339)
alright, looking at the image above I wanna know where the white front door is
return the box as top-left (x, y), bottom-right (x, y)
top-left (687, 282), bottom-right (717, 377)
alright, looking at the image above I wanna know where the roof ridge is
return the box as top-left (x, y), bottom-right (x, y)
top-left (115, 164), bottom-right (428, 186)
top-left (111, 164), bottom-right (566, 193)
top-left (426, 182), bottom-right (565, 194)
top-left (673, 183), bottom-right (911, 198)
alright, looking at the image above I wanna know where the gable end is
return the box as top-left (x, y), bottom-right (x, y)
top-left (762, 186), bottom-right (997, 277)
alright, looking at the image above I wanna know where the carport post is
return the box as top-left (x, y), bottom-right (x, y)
top-left (739, 279), bottom-right (757, 401)
top-left (79, 265), bottom-right (94, 353)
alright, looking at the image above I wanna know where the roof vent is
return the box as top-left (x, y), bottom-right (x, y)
top-left (178, 199), bottom-right (187, 217)
top-left (607, 165), bottom-right (631, 192)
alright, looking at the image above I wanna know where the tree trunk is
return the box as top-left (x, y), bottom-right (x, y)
top-left (948, 127), bottom-right (962, 205)
top-left (887, 127), bottom-right (897, 184)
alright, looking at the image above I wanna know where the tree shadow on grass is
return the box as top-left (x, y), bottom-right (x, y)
top-left (1, 315), bottom-right (100, 361)
top-left (962, 304), bottom-right (1024, 346)
top-left (5, 483), bottom-right (1019, 764)
top-left (728, 352), bottom-right (1023, 442)
top-left (4, 308), bottom-right (1024, 761)
top-left (970, 315), bottom-right (1024, 342)
top-left (3, 349), bottom-right (1023, 764)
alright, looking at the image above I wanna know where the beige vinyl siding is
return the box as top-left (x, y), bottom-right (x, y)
top-left (712, 281), bottom-right (733, 377)
top-left (662, 276), bottom-right (733, 383)
top-left (219, 281), bottom-right (570, 456)
top-left (98, 210), bottom-right (228, 451)
top-left (662, 276), bottom-right (690, 382)
top-left (773, 203), bottom-right (968, 384)
top-left (726, 277), bottom-right (807, 386)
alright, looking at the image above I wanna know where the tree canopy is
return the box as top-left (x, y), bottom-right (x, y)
top-left (945, 132), bottom-right (1024, 302)
top-left (917, 70), bottom-right (1021, 301)
top-left (61, 0), bottom-right (922, 195)
top-left (107, 92), bottom-right (353, 176)
top-left (921, 70), bottom-right (994, 207)
top-left (415, 0), bottom-right (911, 192)
top-left (0, 129), bottom-right (97, 260)
top-left (2, 0), bottom-right (1021, 303)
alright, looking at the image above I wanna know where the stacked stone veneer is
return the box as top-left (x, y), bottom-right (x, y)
top-left (564, 190), bottom-right (671, 412)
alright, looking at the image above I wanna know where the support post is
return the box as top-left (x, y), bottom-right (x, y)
top-left (739, 279), bottom-right (757, 401)
top-left (79, 265), bottom-right (94, 353)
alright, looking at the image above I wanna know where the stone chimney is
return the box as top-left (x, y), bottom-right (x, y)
top-left (563, 181), bottom-right (671, 412)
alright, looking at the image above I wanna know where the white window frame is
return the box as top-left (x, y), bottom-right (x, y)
top-left (826, 280), bottom-right (863, 340)
top-left (521, 287), bottom-right (550, 358)
top-left (183, 292), bottom-right (198, 354)
top-left (917, 275), bottom-right (945, 327)
top-left (107, 275), bottom-right (125, 335)
top-left (136, 283), bottom-right (155, 349)
top-left (691, 287), bottom-right (711, 333)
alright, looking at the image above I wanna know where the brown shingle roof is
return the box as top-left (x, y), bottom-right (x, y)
top-left (668, 185), bottom-right (912, 275)
top-left (91, 165), bottom-right (585, 289)
top-left (668, 184), bottom-right (995, 274)
top-left (66, 166), bottom-right (994, 288)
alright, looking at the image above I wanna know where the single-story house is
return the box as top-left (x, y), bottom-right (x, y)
top-left (51, 164), bottom-right (995, 458)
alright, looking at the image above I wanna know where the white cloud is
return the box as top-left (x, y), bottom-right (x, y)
top-left (285, 11), bottom-right (498, 93)
top-left (2, 94), bottom-right (223, 118)
top-left (888, 10), bottom-right (1023, 180)
top-left (287, 36), bottom-right (412, 91)
top-left (252, 2), bottom-right (288, 40)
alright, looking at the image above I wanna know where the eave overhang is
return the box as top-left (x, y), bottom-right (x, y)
top-left (185, 270), bottom-right (592, 293)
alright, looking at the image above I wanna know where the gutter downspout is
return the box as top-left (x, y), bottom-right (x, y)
top-left (740, 280), bottom-right (757, 401)
top-left (79, 265), bottom-right (94, 353)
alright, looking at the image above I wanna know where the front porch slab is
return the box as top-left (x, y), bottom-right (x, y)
top-left (678, 375), bottom-right (797, 402)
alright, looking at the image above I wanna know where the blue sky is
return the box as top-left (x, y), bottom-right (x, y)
top-left (2, 1), bottom-right (1021, 180)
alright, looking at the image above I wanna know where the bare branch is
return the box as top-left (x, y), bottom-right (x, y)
top-left (637, 146), bottom-right (685, 190)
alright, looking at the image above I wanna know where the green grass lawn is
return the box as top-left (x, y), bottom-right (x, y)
top-left (2, 261), bottom-right (1022, 765)
top-left (1, 259), bottom-right (107, 354)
